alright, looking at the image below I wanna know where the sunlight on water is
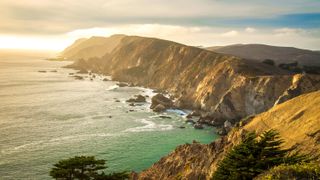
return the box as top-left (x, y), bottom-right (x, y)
top-left (0, 56), bottom-right (218, 179)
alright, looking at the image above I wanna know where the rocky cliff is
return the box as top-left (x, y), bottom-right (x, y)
top-left (61, 34), bottom-right (125, 60)
top-left (63, 35), bottom-right (320, 126)
top-left (136, 91), bottom-right (320, 179)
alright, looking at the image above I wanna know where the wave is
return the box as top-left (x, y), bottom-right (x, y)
top-left (124, 118), bottom-right (173, 133)
top-left (106, 85), bottom-right (119, 91)
top-left (0, 133), bottom-right (118, 156)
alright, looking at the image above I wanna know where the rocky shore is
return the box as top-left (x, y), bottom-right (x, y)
top-left (59, 34), bottom-right (320, 179)
top-left (63, 35), bottom-right (320, 134)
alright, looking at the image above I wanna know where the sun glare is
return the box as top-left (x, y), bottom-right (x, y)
top-left (0, 35), bottom-right (71, 51)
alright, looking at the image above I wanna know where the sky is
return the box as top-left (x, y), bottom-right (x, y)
top-left (0, 0), bottom-right (319, 51)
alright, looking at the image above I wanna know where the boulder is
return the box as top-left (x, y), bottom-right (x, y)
top-left (117, 82), bottom-right (129, 87)
top-left (224, 120), bottom-right (233, 132)
top-left (103, 78), bottom-right (109, 81)
top-left (126, 95), bottom-right (146, 103)
top-left (159, 115), bottom-right (172, 119)
top-left (193, 123), bottom-right (204, 129)
top-left (150, 94), bottom-right (173, 110)
top-left (73, 75), bottom-right (84, 80)
top-left (153, 104), bottom-right (166, 112)
top-left (185, 119), bottom-right (196, 124)
top-left (186, 114), bottom-right (193, 119)
top-left (216, 127), bottom-right (227, 136)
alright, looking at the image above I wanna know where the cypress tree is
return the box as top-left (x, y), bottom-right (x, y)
top-left (212, 130), bottom-right (305, 180)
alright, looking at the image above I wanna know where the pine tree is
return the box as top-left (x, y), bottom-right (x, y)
top-left (212, 130), bottom-right (305, 180)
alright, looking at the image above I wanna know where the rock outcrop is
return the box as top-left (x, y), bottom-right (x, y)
top-left (61, 34), bottom-right (125, 60)
top-left (150, 94), bottom-right (173, 112)
top-left (136, 91), bottom-right (320, 179)
top-left (126, 95), bottom-right (146, 103)
top-left (63, 35), bottom-right (320, 126)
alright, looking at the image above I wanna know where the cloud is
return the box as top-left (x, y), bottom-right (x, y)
top-left (273, 28), bottom-right (305, 35)
top-left (220, 30), bottom-right (239, 37)
top-left (245, 27), bottom-right (256, 33)
top-left (0, 0), bottom-right (319, 35)
top-left (0, 0), bottom-right (319, 50)
top-left (1, 24), bottom-right (319, 51)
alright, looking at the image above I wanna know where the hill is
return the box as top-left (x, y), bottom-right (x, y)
top-left (60, 34), bottom-right (125, 60)
top-left (64, 35), bottom-right (320, 126)
top-left (207, 44), bottom-right (320, 67)
top-left (136, 91), bottom-right (320, 179)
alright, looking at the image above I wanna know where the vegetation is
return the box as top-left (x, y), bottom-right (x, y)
top-left (50, 156), bottom-right (129, 180)
top-left (278, 62), bottom-right (303, 73)
top-left (262, 59), bottom-right (275, 66)
top-left (255, 163), bottom-right (320, 180)
top-left (212, 130), bottom-right (306, 180)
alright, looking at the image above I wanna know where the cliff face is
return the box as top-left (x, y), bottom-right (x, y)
top-left (61, 34), bottom-right (125, 60)
top-left (65, 35), bottom-right (320, 125)
top-left (136, 91), bottom-right (320, 179)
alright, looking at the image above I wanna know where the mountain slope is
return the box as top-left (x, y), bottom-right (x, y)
top-left (136, 91), bottom-right (320, 179)
top-left (65, 35), bottom-right (320, 126)
top-left (60, 34), bottom-right (125, 60)
top-left (207, 44), bottom-right (320, 66)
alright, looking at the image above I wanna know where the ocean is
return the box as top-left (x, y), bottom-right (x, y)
top-left (0, 54), bottom-right (217, 179)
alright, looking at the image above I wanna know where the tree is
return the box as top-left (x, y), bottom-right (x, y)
top-left (262, 59), bottom-right (275, 66)
top-left (50, 156), bottom-right (128, 180)
top-left (212, 130), bottom-right (305, 180)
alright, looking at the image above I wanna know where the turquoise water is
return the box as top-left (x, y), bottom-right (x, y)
top-left (0, 56), bottom-right (218, 179)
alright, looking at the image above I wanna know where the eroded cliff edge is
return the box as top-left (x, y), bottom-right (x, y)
top-left (63, 35), bottom-right (320, 126)
top-left (61, 35), bottom-right (320, 179)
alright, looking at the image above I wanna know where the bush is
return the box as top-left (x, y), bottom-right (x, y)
top-left (262, 59), bottom-right (275, 66)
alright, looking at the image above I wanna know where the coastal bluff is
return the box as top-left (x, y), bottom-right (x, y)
top-left (61, 35), bottom-right (320, 126)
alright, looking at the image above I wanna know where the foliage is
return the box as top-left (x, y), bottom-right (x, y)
top-left (212, 130), bottom-right (306, 180)
top-left (255, 163), bottom-right (320, 180)
top-left (50, 156), bottom-right (129, 180)
top-left (262, 59), bottom-right (275, 66)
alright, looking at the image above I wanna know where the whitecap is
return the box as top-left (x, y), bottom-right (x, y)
top-left (106, 85), bottom-right (119, 91)
top-left (124, 119), bottom-right (173, 132)
top-left (1, 133), bottom-right (118, 156)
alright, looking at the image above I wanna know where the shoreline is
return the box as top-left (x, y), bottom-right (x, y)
top-left (59, 61), bottom-right (223, 133)
top-left (55, 59), bottom-right (218, 133)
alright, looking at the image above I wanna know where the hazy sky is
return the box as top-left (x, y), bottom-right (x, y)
top-left (0, 0), bottom-right (319, 50)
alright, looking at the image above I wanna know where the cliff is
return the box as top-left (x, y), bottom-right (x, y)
top-left (61, 34), bottom-right (125, 60)
top-left (63, 35), bottom-right (320, 126)
top-left (136, 91), bottom-right (320, 179)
